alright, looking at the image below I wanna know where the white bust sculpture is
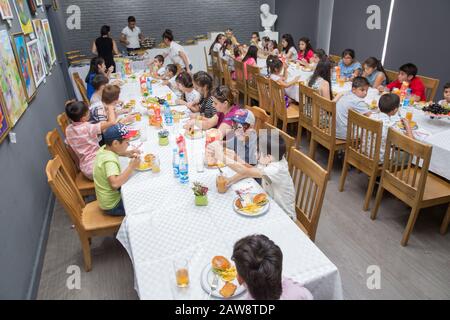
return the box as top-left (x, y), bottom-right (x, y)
top-left (260, 3), bottom-right (277, 31)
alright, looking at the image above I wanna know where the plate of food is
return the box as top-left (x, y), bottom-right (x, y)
top-left (422, 103), bottom-right (450, 119)
top-left (127, 129), bottom-right (141, 141)
top-left (396, 120), bottom-right (418, 131)
top-left (185, 127), bottom-right (204, 140)
top-left (301, 66), bottom-right (314, 72)
top-left (135, 154), bottom-right (155, 172)
top-left (233, 193), bottom-right (270, 217)
top-left (201, 256), bottom-right (246, 299)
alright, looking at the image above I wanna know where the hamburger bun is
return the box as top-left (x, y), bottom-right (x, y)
top-left (253, 193), bottom-right (268, 205)
top-left (212, 256), bottom-right (231, 272)
top-left (235, 199), bottom-right (243, 209)
top-left (220, 282), bottom-right (237, 298)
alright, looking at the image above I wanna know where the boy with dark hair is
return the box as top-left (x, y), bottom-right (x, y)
top-left (93, 124), bottom-right (141, 216)
top-left (370, 93), bottom-right (414, 162)
top-left (90, 74), bottom-right (109, 105)
top-left (439, 82), bottom-right (450, 107)
top-left (162, 64), bottom-right (179, 91)
top-left (65, 100), bottom-right (116, 180)
top-left (380, 63), bottom-right (426, 102)
top-left (232, 235), bottom-right (313, 300)
top-left (336, 76), bottom-right (372, 139)
top-left (148, 54), bottom-right (166, 78)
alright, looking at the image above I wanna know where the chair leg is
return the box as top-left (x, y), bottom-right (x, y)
top-left (326, 149), bottom-right (335, 174)
top-left (309, 139), bottom-right (317, 161)
top-left (371, 184), bottom-right (385, 220)
top-left (401, 205), bottom-right (421, 246)
top-left (338, 162), bottom-right (349, 192)
top-left (282, 120), bottom-right (287, 133)
top-left (296, 125), bottom-right (303, 149)
top-left (363, 174), bottom-right (378, 211)
top-left (440, 204), bottom-right (450, 235)
top-left (80, 234), bottom-right (92, 272)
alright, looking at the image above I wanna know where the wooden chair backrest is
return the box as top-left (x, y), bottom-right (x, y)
top-left (381, 128), bottom-right (432, 204)
top-left (233, 59), bottom-right (247, 92)
top-left (385, 69), bottom-right (397, 83)
top-left (417, 75), bottom-right (439, 102)
top-left (346, 109), bottom-right (383, 175)
top-left (57, 112), bottom-right (70, 136)
top-left (46, 129), bottom-right (77, 180)
top-left (288, 148), bottom-right (329, 241)
top-left (262, 122), bottom-right (296, 161)
top-left (211, 51), bottom-right (221, 78)
top-left (46, 156), bottom-right (85, 229)
top-left (73, 72), bottom-right (90, 106)
top-left (246, 64), bottom-right (260, 96)
top-left (245, 105), bottom-right (270, 132)
top-left (329, 54), bottom-right (341, 64)
top-left (298, 83), bottom-right (316, 127)
top-left (270, 79), bottom-right (288, 121)
top-left (203, 46), bottom-right (211, 70)
top-left (220, 58), bottom-right (232, 88)
top-left (255, 74), bottom-right (273, 121)
top-left (311, 93), bottom-right (337, 147)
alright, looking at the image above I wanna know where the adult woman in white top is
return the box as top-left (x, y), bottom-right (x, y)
top-left (281, 34), bottom-right (297, 62)
top-left (161, 29), bottom-right (192, 73)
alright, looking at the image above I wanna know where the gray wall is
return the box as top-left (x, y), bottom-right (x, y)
top-left (384, 0), bottom-right (450, 95)
top-left (0, 4), bottom-right (69, 299)
top-left (59, 0), bottom-right (275, 55)
top-left (330, 0), bottom-right (390, 61)
top-left (316, 0), bottom-right (334, 53)
top-left (275, 0), bottom-right (319, 47)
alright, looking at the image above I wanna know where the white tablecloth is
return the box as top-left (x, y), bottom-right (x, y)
top-left (115, 73), bottom-right (344, 300)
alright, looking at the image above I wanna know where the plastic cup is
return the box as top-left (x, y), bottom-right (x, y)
top-left (174, 259), bottom-right (189, 288)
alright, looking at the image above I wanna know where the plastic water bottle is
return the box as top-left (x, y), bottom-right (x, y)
top-left (172, 148), bottom-right (180, 178)
top-left (146, 77), bottom-right (153, 95)
top-left (179, 152), bottom-right (189, 184)
top-left (164, 102), bottom-right (173, 126)
top-left (403, 88), bottom-right (412, 108)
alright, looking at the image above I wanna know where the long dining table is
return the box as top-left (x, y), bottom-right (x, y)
top-left (114, 71), bottom-right (344, 300)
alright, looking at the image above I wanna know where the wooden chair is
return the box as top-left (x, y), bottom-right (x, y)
top-left (309, 93), bottom-right (346, 174)
top-left (46, 129), bottom-right (95, 197)
top-left (203, 47), bottom-right (213, 75)
top-left (220, 58), bottom-right (236, 89)
top-left (211, 51), bottom-right (222, 85)
top-left (255, 74), bottom-right (274, 124)
top-left (339, 110), bottom-right (383, 211)
top-left (385, 69), bottom-right (398, 84)
top-left (246, 64), bottom-right (260, 105)
top-left (245, 105), bottom-right (270, 132)
top-left (417, 75), bottom-right (439, 102)
top-left (329, 54), bottom-right (341, 64)
top-left (288, 148), bottom-right (329, 241)
top-left (72, 72), bottom-right (90, 106)
top-left (296, 83), bottom-right (316, 148)
top-left (371, 128), bottom-right (450, 246)
top-left (262, 122), bottom-right (296, 161)
top-left (46, 156), bottom-right (123, 271)
top-left (234, 59), bottom-right (247, 104)
top-left (57, 112), bottom-right (70, 136)
top-left (270, 79), bottom-right (299, 133)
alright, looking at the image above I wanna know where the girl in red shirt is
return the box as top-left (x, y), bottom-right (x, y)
top-left (297, 37), bottom-right (314, 66)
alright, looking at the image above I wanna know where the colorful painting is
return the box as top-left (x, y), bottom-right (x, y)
top-left (0, 0), bottom-right (14, 19)
top-left (0, 30), bottom-right (28, 126)
top-left (32, 19), bottom-right (50, 73)
top-left (26, 39), bottom-right (45, 87)
top-left (27, 0), bottom-right (36, 15)
top-left (42, 19), bottom-right (56, 65)
top-left (0, 96), bottom-right (11, 144)
top-left (12, 33), bottom-right (37, 101)
top-left (13, 0), bottom-right (34, 34)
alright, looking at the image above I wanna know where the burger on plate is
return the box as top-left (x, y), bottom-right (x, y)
top-left (211, 256), bottom-right (236, 282)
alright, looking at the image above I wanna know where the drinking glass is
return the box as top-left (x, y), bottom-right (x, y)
top-left (173, 259), bottom-right (189, 288)
top-left (406, 112), bottom-right (413, 122)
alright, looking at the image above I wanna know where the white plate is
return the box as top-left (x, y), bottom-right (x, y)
top-left (200, 263), bottom-right (246, 299)
top-left (135, 165), bottom-right (152, 172)
top-left (233, 193), bottom-right (270, 217)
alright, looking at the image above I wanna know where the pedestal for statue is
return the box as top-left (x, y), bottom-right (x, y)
top-left (259, 31), bottom-right (279, 43)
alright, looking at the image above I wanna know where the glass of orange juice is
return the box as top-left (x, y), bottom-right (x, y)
top-left (406, 111), bottom-right (413, 122)
top-left (338, 77), bottom-right (345, 88)
top-left (135, 112), bottom-right (142, 122)
top-left (167, 92), bottom-right (172, 103)
top-left (174, 259), bottom-right (189, 288)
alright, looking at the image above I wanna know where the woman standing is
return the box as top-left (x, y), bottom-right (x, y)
top-left (92, 25), bottom-right (120, 72)
top-left (162, 29), bottom-right (192, 73)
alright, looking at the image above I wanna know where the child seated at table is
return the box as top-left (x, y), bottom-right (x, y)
top-left (336, 77), bottom-right (372, 140)
top-left (370, 93), bottom-right (414, 162)
top-left (225, 109), bottom-right (258, 165)
top-left (162, 64), bottom-right (178, 90)
top-left (338, 49), bottom-right (362, 80)
top-left (304, 48), bottom-right (327, 70)
top-left (90, 85), bottom-right (134, 125)
top-left (148, 54), bottom-right (166, 78)
top-left (232, 234), bottom-right (313, 300)
top-left (269, 59), bottom-right (300, 105)
top-left (308, 60), bottom-right (335, 101)
top-left (242, 45), bottom-right (258, 79)
top-left (188, 71), bottom-right (216, 118)
top-left (175, 71), bottom-right (201, 108)
top-left (90, 74), bottom-right (109, 105)
top-left (85, 57), bottom-right (113, 101)
top-left (93, 124), bottom-right (141, 216)
top-left (209, 128), bottom-right (296, 220)
top-left (297, 37), bottom-right (314, 66)
top-left (65, 100), bottom-right (116, 180)
top-left (362, 57), bottom-right (387, 88)
top-left (438, 82), bottom-right (450, 107)
top-left (380, 63), bottom-right (426, 102)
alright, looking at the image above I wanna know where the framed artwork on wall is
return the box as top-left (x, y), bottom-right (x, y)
top-left (42, 19), bottom-right (56, 65)
top-left (13, 0), bottom-right (34, 34)
top-left (11, 33), bottom-right (37, 101)
top-left (27, 0), bottom-right (36, 15)
top-left (35, 0), bottom-right (42, 5)
top-left (0, 30), bottom-right (29, 126)
top-left (26, 39), bottom-right (46, 87)
top-left (32, 19), bottom-right (51, 73)
top-left (0, 96), bottom-right (11, 144)
top-left (0, 0), bottom-right (14, 20)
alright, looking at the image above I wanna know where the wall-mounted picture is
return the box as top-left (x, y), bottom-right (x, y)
top-left (52, 0), bottom-right (58, 11)
top-left (13, 0), bottom-right (34, 34)
top-left (32, 19), bottom-right (51, 73)
top-left (0, 96), bottom-right (11, 144)
top-left (0, 0), bottom-right (14, 20)
top-left (41, 19), bottom-right (57, 65)
top-left (0, 30), bottom-right (28, 126)
top-left (12, 33), bottom-right (37, 101)
top-left (26, 39), bottom-right (46, 87)
top-left (27, 0), bottom-right (36, 15)
top-left (35, 0), bottom-right (42, 5)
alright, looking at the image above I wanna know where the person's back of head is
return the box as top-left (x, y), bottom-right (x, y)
top-left (232, 235), bottom-right (283, 300)
top-left (175, 71), bottom-right (193, 89)
top-left (100, 25), bottom-right (110, 37)
top-left (65, 100), bottom-right (89, 123)
top-left (193, 71), bottom-right (213, 94)
top-left (162, 29), bottom-right (174, 42)
top-left (92, 74), bottom-right (109, 92)
top-left (257, 128), bottom-right (286, 161)
top-left (269, 58), bottom-right (283, 75)
top-left (352, 76), bottom-right (370, 89)
top-left (379, 93), bottom-right (400, 115)
top-left (102, 84), bottom-right (121, 105)
top-left (399, 63), bottom-right (418, 78)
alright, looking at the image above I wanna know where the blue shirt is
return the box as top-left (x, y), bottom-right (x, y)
top-left (338, 60), bottom-right (362, 79)
top-left (86, 73), bottom-right (96, 101)
top-left (365, 71), bottom-right (386, 87)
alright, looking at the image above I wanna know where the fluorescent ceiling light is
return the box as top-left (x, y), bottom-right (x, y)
top-left (382, 0), bottom-right (395, 65)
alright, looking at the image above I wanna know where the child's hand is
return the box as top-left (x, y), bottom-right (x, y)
top-left (129, 156), bottom-right (141, 170)
top-left (108, 66), bottom-right (114, 74)
top-left (162, 80), bottom-right (169, 86)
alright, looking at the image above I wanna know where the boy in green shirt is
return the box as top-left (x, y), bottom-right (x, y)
top-left (93, 124), bottom-right (140, 216)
